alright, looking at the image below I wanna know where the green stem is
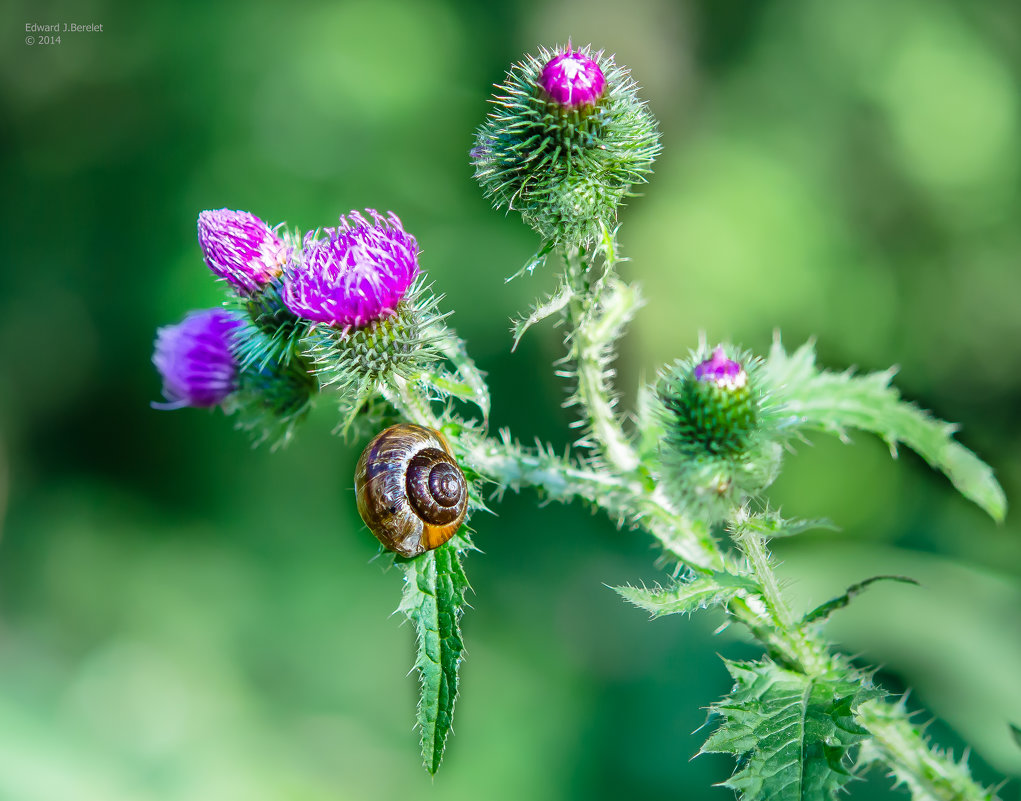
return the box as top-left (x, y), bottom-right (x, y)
top-left (387, 376), bottom-right (442, 429)
top-left (563, 248), bottom-right (641, 475)
top-left (461, 433), bottom-right (728, 572)
top-left (732, 520), bottom-right (835, 676)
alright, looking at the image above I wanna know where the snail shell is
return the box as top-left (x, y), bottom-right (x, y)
top-left (354, 424), bottom-right (468, 558)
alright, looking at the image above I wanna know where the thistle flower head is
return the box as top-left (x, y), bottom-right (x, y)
top-left (284, 210), bottom-right (420, 328)
top-left (540, 51), bottom-right (606, 107)
top-left (152, 308), bottom-right (241, 408)
top-left (472, 44), bottom-right (660, 248)
top-left (198, 209), bottom-right (288, 294)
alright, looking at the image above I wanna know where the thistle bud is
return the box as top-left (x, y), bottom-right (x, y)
top-left (657, 346), bottom-right (780, 518)
top-left (665, 347), bottom-right (757, 458)
top-left (472, 44), bottom-right (660, 248)
top-left (152, 308), bottom-right (241, 409)
top-left (198, 209), bottom-right (288, 295)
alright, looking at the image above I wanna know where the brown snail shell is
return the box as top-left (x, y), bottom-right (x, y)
top-left (354, 424), bottom-right (468, 558)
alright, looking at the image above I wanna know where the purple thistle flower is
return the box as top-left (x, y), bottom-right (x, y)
top-left (197, 209), bottom-right (288, 294)
top-left (694, 347), bottom-right (747, 390)
top-left (539, 51), bottom-right (606, 108)
top-left (283, 209), bottom-right (420, 328)
top-left (152, 308), bottom-right (242, 409)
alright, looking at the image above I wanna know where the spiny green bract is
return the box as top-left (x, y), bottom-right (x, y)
top-left (302, 278), bottom-right (445, 404)
top-left (225, 344), bottom-right (317, 449)
top-left (654, 345), bottom-right (784, 519)
top-left (233, 277), bottom-right (310, 372)
top-left (702, 659), bottom-right (882, 801)
top-left (472, 44), bottom-right (660, 248)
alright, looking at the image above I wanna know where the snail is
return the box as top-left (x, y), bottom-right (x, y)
top-left (354, 424), bottom-right (468, 558)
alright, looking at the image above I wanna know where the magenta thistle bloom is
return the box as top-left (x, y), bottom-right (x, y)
top-left (284, 210), bottom-right (420, 328)
top-left (198, 209), bottom-right (288, 294)
top-left (152, 308), bottom-right (242, 409)
top-left (539, 51), bottom-right (606, 107)
top-left (694, 347), bottom-right (747, 390)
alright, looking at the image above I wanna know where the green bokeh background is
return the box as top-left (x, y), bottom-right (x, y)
top-left (2, 0), bottom-right (1020, 799)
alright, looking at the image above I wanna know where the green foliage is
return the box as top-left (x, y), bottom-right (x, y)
top-left (614, 571), bottom-right (758, 617)
top-left (396, 539), bottom-right (471, 775)
top-left (766, 339), bottom-right (1006, 521)
top-left (234, 277), bottom-right (310, 372)
top-left (225, 345), bottom-right (317, 448)
top-left (472, 44), bottom-right (660, 247)
top-left (858, 699), bottom-right (999, 801)
top-left (801, 575), bottom-right (919, 625)
top-left (702, 660), bottom-right (882, 801)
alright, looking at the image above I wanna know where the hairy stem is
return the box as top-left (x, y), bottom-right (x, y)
top-left (731, 520), bottom-right (837, 676)
top-left (563, 247), bottom-right (640, 475)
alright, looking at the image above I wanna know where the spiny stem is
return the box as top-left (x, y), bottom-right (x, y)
top-left (563, 247), bottom-right (640, 475)
top-left (731, 518), bottom-right (834, 676)
top-left (461, 433), bottom-right (727, 572)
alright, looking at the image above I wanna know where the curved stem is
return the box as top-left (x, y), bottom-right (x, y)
top-left (563, 248), bottom-right (641, 475)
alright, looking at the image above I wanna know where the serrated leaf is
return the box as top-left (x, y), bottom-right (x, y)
top-left (615, 572), bottom-right (758, 618)
top-left (510, 278), bottom-right (574, 351)
top-left (396, 540), bottom-right (470, 774)
top-left (767, 339), bottom-right (1006, 522)
top-left (802, 575), bottom-right (919, 625)
top-left (702, 659), bottom-right (881, 801)
top-left (857, 699), bottom-right (1000, 801)
top-left (739, 511), bottom-right (839, 539)
top-left (431, 335), bottom-right (491, 419)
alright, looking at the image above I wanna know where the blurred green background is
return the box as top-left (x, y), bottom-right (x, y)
top-left (2, 0), bottom-right (1020, 798)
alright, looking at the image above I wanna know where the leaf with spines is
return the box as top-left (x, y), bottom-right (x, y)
top-left (430, 333), bottom-right (491, 419)
top-left (766, 338), bottom-right (1006, 522)
top-left (396, 538), bottom-right (471, 774)
top-left (857, 699), bottom-right (1000, 801)
top-left (702, 659), bottom-right (881, 801)
top-left (615, 572), bottom-right (758, 618)
top-left (510, 277), bottom-right (574, 351)
top-left (802, 575), bottom-right (919, 626)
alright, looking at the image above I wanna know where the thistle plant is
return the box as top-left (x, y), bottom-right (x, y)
top-left (152, 43), bottom-right (1011, 798)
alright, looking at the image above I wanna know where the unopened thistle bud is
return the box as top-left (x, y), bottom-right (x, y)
top-left (472, 44), bottom-right (660, 248)
top-left (152, 308), bottom-right (242, 409)
top-left (657, 345), bottom-right (781, 518)
top-left (673, 347), bottom-right (756, 457)
top-left (198, 209), bottom-right (288, 295)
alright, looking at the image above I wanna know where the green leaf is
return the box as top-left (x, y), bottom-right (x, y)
top-left (431, 335), bottom-right (491, 420)
top-left (510, 277), bottom-right (574, 351)
top-left (857, 699), bottom-right (999, 801)
top-left (614, 572), bottom-right (758, 618)
top-left (802, 575), bottom-right (919, 625)
top-left (766, 339), bottom-right (1006, 522)
top-left (702, 659), bottom-right (881, 801)
top-left (396, 540), bottom-right (470, 774)
top-left (738, 510), bottom-right (839, 539)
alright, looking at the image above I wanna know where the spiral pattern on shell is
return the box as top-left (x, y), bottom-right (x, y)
top-left (354, 424), bottom-right (468, 557)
